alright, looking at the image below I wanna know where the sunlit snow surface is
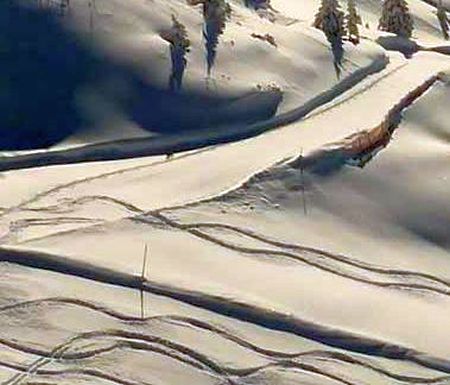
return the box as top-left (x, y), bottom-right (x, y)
top-left (1, 0), bottom-right (450, 384)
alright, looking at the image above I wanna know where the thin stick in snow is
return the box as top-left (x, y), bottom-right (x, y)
top-left (300, 148), bottom-right (307, 216)
top-left (140, 243), bottom-right (148, 320)
top-left (141, 243), bottom-right (148, 281)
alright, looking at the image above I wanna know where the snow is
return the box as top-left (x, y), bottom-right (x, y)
top-left (1, 0), bottom-right (450, 384)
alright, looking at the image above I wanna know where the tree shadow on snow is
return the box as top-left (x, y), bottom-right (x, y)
top-left (130, 86), bottom-right (283, 134)
top-left (0, 1), bottom-right (95, 150)
top-left (0, 1), bottom-right (282, 150)
top-left (329, 36), bottom-right (344, 78)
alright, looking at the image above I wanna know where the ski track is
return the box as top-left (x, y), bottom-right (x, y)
top-left (2, 364), bottom-right (153, 385)
top-left (1, 246), bottom-right (450, 375)
top-left (0, 216), bottom-right (105, 245)
top-left (302, 60), bottom-right (407, 121)
top-left (0, 59), bottom-right (437, 235)
top-left (8, 193), bottom-right (450, 299)
top-left (7, 193), bottom-right (450, 298)
top-left (0, 329), bottom-right (443, 385)
top-left (149, 214), bottom-right (450, 297)
top-left (0, 297), bottom-right (449, 384)
top-left (0, 327), bottom-right (355, 385)
top-left (0, 358), bottom-right (359, 385)
top-left (179, 222), bottom-right (450, 290)
top-left (0, 146), bottom-right (217, 219)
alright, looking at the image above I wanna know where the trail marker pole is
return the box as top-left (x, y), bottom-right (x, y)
top-left (300, 148), bottom-right (307, 216)
top-left (140, 244), bottom-right (148, 320)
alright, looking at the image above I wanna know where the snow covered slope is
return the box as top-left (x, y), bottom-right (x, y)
top-left (1, 0), bottom-right (450, 384)
top-left (1, 73), bottom-right (450, 383)
top-left (1, 0), bottom-right (385, 154)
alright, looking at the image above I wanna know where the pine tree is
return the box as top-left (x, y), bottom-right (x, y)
top-left (313, 0), bottom-right (346, 77)
top-left (188, 0), bottom-right (231, 76)
top-left (161, 15), bottom-right (191, 92)
top-left (379, 0), bottom-right (414, 38)
top-left (314, 0), bottom-right (346, 38)
top-left (346, 0), bottom-right (361, 44)
top-left (437, 0), bottom-right (449, 40)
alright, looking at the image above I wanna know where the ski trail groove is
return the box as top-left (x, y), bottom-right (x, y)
top-left (142, 214), bottom-right (450, 297)
top-left (0, 147), bottom-right (215, 219)
top-left (0, 330), bottom-right (358, 385)
top-left (12, 195), bottom-right (450, 298)
top-left (180, 221), bottom-right (450, 289)
top-left (1, 247), bottom-right (450, 374)
top-left (1, 298), bottom-right (449, 383)
top-left (0, 335), bottom-right (447, 385)
top-left (1, 340), bottom-right (448, 385)
top-left (2, 61), bottom-right (438, 243)
top-left (2, 363), bottom-right (152, 385)
top-left (154, 71), bottom-right (445, 215)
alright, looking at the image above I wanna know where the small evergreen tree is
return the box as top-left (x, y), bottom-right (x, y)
top-left (161, 15), bottom-right (191, 92)
top-left (188, 0), bottom-right (231, 76)
top-left (437, 0), bottom-right (449, 40)
top-left (379, 0), bottom-right (414, 38)
top-left (346, 0), bottom-right (361, 44)
top-left (313, 0), bottom-right (346, 37)
top-left (313, 0), bottom-right (346, 77)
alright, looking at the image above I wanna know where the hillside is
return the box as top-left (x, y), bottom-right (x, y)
top-left (0, 0), bottom-right (450, 384)
top-left (1, 0), bottom-right (386, 154)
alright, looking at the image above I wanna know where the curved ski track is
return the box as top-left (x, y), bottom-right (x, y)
top-left (0, 298), bottom-right (449, 385)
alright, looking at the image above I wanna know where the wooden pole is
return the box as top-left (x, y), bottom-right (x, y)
top-left (300, 148), bottom-right (307, 216)
top-left (140, 243), bottom-right (148, 320)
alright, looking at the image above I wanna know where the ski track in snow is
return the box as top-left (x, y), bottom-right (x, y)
top-left (4, 193), bottom-right (450, 299)
top-left (1, 297), bottom-right (450, 385)
top-left (1, 67), bottom-right (448, 300)
top-left (2, 243), bottom-right (450, 377)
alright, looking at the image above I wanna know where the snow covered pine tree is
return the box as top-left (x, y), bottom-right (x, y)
top-left (161, 15), bottom-right (191, 92)
top-left (437, 0), bottom-right (449, 40)
top-left (313, 0), bottom-right (346, 76)
top-left (379, 0), bottom-right (414, 38)
top-left (346, 0), bottom-right (361, 44)
top-left (187, 0), bottom-right (231, 77)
